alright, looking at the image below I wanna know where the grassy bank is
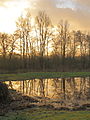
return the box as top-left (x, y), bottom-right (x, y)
top-left (0, 72), bottom-right (90, 81)
top-left (0, 108), bottom-right (90, 120)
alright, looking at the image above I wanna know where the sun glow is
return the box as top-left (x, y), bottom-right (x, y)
top-left (0, 0), bottom-right (31, 34)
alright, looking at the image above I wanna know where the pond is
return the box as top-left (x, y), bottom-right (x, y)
top-left (4, 77), bottom-right (90, 102)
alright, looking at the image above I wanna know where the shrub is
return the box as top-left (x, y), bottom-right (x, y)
top-left (0, 82), bottom-right (10, 103)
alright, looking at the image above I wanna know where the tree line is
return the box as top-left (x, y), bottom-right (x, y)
top-left (0, 10), bottom-right (90, 73)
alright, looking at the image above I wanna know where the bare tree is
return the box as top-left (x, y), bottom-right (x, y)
top-left (35, 11), bottom-right (52, 70)
top-left (16, 10), bottom-right (32, 69)
top-left (58, 20), bottom-right (69, 71)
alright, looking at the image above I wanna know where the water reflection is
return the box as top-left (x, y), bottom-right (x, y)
top-left (5, 77), bottom-right (90, 101)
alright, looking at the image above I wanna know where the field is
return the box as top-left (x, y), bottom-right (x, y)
top-left (0, 108), bottom-right (90, 120)
top-left (0, 72), bottom-right (90, 81)
top-left (0, 72), bottom-right (90, 120)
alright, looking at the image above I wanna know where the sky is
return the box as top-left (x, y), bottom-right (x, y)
top-left (0, 0), bottom-right (90, 33)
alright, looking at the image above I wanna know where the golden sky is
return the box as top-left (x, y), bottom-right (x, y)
top-left (0, 0), bottom-right (90, 33)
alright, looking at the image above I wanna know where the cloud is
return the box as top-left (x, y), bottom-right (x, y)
top-left (28, 0), bottom-right (90, 31)
top-left (77, 0), bottom-right (90, 6)
top-left (0, 0), bottom-right (10, 6)
top-left (0, 0), bottom-right (90, 31)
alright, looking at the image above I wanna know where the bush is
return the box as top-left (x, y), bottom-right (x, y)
top-left (0, 82), bottom-right (10, 103)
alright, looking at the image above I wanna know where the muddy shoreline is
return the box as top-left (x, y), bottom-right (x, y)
top-left (0, 89), bottom-right (90, 116)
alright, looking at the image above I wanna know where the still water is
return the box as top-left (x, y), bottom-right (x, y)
top-left (4, 77), bottom-right (90, 101)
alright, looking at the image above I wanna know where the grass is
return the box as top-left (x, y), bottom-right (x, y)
top-left (0, 72), bottom-right (90, 81)
top-left (0, 108), bottom-right (90, 120)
